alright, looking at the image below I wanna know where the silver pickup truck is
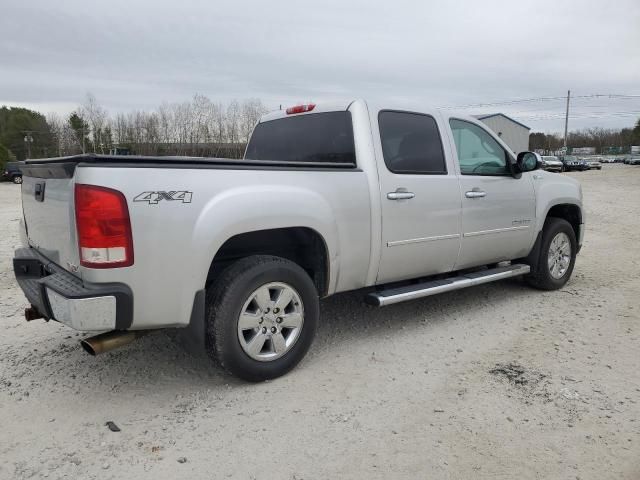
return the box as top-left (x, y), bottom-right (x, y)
top-left (13, 100), bottom-right (584, 381)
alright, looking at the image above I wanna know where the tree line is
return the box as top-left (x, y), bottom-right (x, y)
top-left (46, 93), bottom-right (268, 158)
top-left (2, 94), bottom-right (639, 171)
top-left (0, 93), bottom-right (268, 167)
top-left (529, 120), bottom-right (640, 154)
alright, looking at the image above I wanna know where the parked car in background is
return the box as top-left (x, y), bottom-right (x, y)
top-left (560, 155), bottom-right (589, 171)
top-left (2, 161), bottom-right (23, 183)
top-left (614, 157), bottom-right (627, 163)
top-left (629, 156), bottom-right (640, 165)
top-left (540, 156), bottom-right (564, 172)
top-left (586, 159), bottom-right (602, 170)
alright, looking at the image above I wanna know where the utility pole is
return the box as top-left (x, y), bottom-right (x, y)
top-left (563, 90), bottom-right (570, 150)
top-left (23, 132), bottom-right (34, 159)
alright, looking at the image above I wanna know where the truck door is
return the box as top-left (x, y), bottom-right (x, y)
top-left (447, 118), bottom-right (536, 269)
top-left (373, 110), bottom-right (462, 284)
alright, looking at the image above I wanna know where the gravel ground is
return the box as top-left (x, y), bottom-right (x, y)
top-left (1, 166), bottom-right (639, 480)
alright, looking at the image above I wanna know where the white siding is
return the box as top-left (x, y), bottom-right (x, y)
top-left (478, 115), bottom-right (530, 154)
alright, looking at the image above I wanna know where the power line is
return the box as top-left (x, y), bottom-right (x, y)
top-left (509, 101), bottom-right (640, 115)
top-left (525, 112), bottom-right (640, 121)
top-left (519, 109), bottom-right (640, 118)
top-left (440, 94), bottom-right (640, 110)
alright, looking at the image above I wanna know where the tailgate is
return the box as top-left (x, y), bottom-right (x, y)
top-left (20, 163), bottom-right (78, 271)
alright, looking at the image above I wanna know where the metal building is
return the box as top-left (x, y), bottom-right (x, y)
top-left (474, 113), bottom-right (530, 154)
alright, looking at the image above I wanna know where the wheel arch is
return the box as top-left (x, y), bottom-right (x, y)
top-left (190, 184), bottom-right (340, 301)
top-left (539, 202), bottom-right (584, 251)
top-left (544, 203), bottom-right (582, 244)
top-left (206, 227), bottom-right (331, 297)
top-left (523, 202), bottom-right (583, 273)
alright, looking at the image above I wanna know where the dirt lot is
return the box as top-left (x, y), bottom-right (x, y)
top-left (1, 166), bottom-right (639, 480)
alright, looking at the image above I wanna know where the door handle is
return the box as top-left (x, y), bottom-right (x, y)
top-left (465, 190), bottom-right (486, 198)
top-left (34, 182), bottom-right (46, 202)
top-left (387, 191), bottom-right (415, 200)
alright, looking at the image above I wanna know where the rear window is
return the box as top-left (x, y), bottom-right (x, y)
top-left (245, 111), bottom-right (356, 166)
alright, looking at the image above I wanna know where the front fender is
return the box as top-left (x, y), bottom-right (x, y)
top-left (533, 171), bottom-right (584, 235)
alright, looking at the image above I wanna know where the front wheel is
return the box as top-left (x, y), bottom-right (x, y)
top-left (205, 255), bottom-right (319, 381)
top-left (526, 218), bottom-right (577, 290)
top-left (13, 176), bottom-right (22, 184)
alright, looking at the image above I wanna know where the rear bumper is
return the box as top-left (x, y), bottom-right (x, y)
top-left (13, 248), bottom-right (133, 331)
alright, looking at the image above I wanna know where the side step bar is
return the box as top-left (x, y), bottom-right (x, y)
top-left (366, 264), bottom-right (530, 307)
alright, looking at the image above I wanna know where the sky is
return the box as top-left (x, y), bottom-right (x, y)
top-left (1, 0), bottom-right (639, 133)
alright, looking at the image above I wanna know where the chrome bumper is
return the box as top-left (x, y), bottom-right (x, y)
top-left (13, 248), bottom-right (133, 331)
top-left (46, 289), bottom-right (117, 330)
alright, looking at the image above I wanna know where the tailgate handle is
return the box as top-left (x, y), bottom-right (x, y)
top-left (34, 182), bottom-right (46, 202)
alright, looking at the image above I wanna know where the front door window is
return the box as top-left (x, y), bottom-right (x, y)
top-left (449, 119), bottom-right (509, 175)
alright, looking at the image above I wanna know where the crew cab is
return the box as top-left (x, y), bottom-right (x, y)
top-left (13, 100), bottom-right (584, 381)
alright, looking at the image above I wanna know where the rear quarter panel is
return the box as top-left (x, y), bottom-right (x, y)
top-left (76, 165), bottom-right (371, 329)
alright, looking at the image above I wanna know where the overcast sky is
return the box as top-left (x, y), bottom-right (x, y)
top-left (1, 0), bottom-right (639, 133)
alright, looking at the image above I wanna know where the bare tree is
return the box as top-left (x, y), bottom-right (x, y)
top-left (82, 93), bottom-right (106, 152)
top-left (240, 98), bottom-right (267, 143)
top-left (78, 94), bottom-right (274, 158)
top-left (46, 112), bottom-right (65, 157)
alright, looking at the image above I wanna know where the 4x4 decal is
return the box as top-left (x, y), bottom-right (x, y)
top-left (133, 191), bottom-right (193, 204)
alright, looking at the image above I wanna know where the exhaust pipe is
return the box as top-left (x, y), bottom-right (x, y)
top-left (81, 330), bottom-right (149, 356)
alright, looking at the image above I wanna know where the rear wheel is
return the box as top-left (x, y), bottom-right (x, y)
top-left (13, 175), bottom-right (22, 184)
top-left (205, 255), bottom-right (319, 381)
top-left (526, 218), bottom-right (577, 290)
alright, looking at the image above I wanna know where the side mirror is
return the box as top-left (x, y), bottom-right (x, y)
top-left (516, 151), bottom-right (542, 173)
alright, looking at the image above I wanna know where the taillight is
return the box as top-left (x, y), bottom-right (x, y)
top-left (75, 184), bottom-right (133, 268)
top-left (286, 104), bottom-right (315, 115)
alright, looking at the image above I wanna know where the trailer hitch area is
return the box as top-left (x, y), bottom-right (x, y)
top-left (25, 306), bottom-right (44, 321)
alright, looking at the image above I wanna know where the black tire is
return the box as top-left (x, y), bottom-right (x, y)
top-left (13, 175), bottom-right (22, 184)
top-left (526, 217), bottom-right (577, 290)
top-left (205, 255), bottom-right (319, 381)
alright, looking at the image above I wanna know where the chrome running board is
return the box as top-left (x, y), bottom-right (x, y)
top-left (366, 264), bottom-right (530, 307)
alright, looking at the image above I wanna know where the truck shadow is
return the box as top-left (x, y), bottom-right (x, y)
top-left (315, 277), bottom-right (536, 351)
top-left (5, 278), bottom-right (538, 403)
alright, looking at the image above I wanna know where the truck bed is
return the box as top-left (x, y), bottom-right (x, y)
top-left (18, 153), bottom-right (372, 329)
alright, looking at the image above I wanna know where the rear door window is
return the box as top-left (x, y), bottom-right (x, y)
top-left (378, 111), bottom-right (447, 174)
top-left (245, 111), bottom-right (356, 165)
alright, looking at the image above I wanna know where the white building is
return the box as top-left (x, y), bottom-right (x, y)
top-left (474, 113), bottom-right (530, 154)
top-left (572, 147), bottom-right (596, 155)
